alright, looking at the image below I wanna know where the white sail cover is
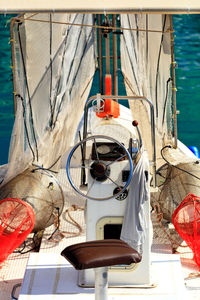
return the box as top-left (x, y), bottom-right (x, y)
top-left (120, 14), bottom-right (172, 164)
top-left (0, 13), bottom-right (96, 186)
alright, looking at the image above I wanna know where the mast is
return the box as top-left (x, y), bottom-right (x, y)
top-left (170, 15), bottom-right (178, 148)
top-left (112, 14), bottom-right (118, 95)
top-left (98, 14), bottom-right (103, 94)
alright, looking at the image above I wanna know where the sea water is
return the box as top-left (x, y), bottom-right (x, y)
top-left (0, 15), bottom-right (15, 165)
top-left (0, 14), bottom-right (200, 165)
top-left (173, 15), bottom-right (200, 148)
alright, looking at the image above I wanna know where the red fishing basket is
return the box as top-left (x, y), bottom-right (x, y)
top-left (173, 193), bottom-right (200, 266)
top-left (0, 198), bottom-right (35, 264)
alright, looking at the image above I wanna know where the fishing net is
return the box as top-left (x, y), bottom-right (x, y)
top-left (0, 198), bottom-right (35, 264)
top-left (173, 193), bottom-right (200, 266)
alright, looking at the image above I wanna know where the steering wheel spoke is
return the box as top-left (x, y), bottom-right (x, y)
top-left (93, 137), bottom-right (100, 162)
top-left (106, 174), bottom-right (121, 187)
top-left (66, 135), bottom-right (133, 201)
top-left (106, 153), bottom-right (127, 167)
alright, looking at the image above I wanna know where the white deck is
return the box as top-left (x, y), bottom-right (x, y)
top-left (18, 252), bottom-right (185, 300)
top-left (1, 212), bottom-right (200, 300)
top-left (0, 168), bottom-right (200, 300)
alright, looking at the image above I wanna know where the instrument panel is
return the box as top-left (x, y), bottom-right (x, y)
top-left (91, 142), bottom-right (126, 161)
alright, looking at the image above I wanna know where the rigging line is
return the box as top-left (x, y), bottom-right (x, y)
top-left (51, 14), bottom-right (84, 126)
top-left (10, 13), bottom-right (39, 32)
top-left (155, 15), bottom-right (167, 118)
top-left (162, 77), bottom-right (172, 126)
top-left (32, 155), bottom-right (61, 174)
top-left (17, 16), bottom-right (78, 125)
top-left (17, 23), bottom-right (39, 162)
top-left (121, 27), bottom-right (140, 94)
top-left (54, 16), bottom-right (94, 125)
top-left (127, 15), bottom-right (138, 65)
top-left (13, 13), bottom-right (39, 23)
top-left (161, 145), bottom-right (200, 181)
top-left (18, 23), bottom-right (69, 119)
top-left (49, 13), bottom-right (54, 128)
top-left (145, 15), bottom-right (149, 70)
top-left (68, 15), bottom-right (86, 94)
top-left (135, 14), bottom-right (139, 41)
top-left (48, 155), bottom-right (62, 170)
top-left (14, 16), bottom-right (173, 34)
top-left (53, 14), bottom-right (86, 125)
top-left (50, 16), bottom-right (75, 126)
top-left (31, 166), bottom-right (58, 174)
top-left (120, 70), bottom-right (137, 96)
top-left (80, 70), bottom-right (96, 98)
top-left (69, 19), bottom-right (94, 95)
top-left (16, 94), bottom-right (36, 162)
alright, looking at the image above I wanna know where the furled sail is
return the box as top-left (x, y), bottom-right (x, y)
top-left (120, 14), bottom-right (172, 166)
top-left (120, 14), bottom-right (200, 224)
top-left (1, 13), bottom-right (96, 186)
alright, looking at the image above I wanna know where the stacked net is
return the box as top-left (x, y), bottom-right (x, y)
top-left (0, 198), bottom-right (35, 264)
top-left (173, 193), bottom-right (200, 266)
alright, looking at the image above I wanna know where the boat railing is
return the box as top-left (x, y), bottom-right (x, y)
top-left (83, 94), bottom-right (157, 188)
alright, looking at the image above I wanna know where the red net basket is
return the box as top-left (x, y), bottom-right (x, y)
top-left (172, 193), bottom-right (200, 266)
top-left (0, 198), bottom-right (35, 264)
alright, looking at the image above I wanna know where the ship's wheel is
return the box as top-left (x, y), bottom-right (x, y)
top-left (66, 135), bottom-right (133, 201)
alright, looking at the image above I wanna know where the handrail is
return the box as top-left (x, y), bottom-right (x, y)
top-left (83, 94), bottom-right (157, 187)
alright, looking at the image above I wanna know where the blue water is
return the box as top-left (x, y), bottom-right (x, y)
top-left (0, 14), bottom-right (200, 165)
top-left (173, 15), bottom-right (200, 148)
top-left (0, 15), bottom-right (15, 164)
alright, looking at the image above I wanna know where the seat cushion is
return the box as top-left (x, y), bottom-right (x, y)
top-left (61, 239), bottom-right (142, 270)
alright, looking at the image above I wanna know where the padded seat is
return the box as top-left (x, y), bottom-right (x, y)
top-left (61, 239), bottom-right (141, 269)
top-left (61, 239), bottom-right (142, 300)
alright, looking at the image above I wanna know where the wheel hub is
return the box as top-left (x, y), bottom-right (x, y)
top-left (90, 161), bottom-right (110, 181)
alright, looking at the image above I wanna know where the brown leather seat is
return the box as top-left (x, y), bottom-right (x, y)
top-left (61, 239), bottom-right (142, 270)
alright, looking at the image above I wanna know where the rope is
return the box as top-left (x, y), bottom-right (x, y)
top-left (152, 201), bottom-right (188, 250)
top-left (49, 13), bottom-right (54, 128)
top-left (62, 205), bottom-right (84, 237)
top-left (14, 232), bottom-right (41, 254)
top-left (155, 15), bottom-right (167, 118)
top-left (13, 15), bottom-right (173, 34)
top-left (31, 155), bottom-right (61, 174)
top-left (185, 272), bottom-right (200, 280)
top-left (48, 205), bottom-right (84, 242)
top-left (153, 146), bottom-right (200, 250)
top-left (162, 77), bottom-right (172, 126)
top-left (16, 94), bottom-right (36, 162)
top-left (122, 15), bottom-right (140, 94)
top-left (48, 208), bottom-right (61, 241)
top-left (161, 145), bottom-right (200, 181)
top-left (17, 23), bottom-right (39, 162)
